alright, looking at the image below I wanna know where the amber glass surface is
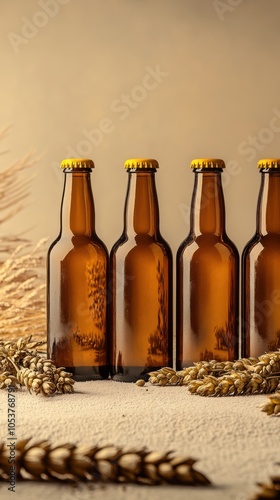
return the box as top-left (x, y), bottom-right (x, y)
top-left (176, 167), bottom-right (239, 369)
top-left (110, 168), bottom-right (173, 382)
top-left (242, 168), bottom-right (280, 357)
top-left (47, 168), bottom-right (109, 380)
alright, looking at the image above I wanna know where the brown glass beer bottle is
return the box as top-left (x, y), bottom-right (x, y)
top-left (242, 158), bottom-right (280, 357)
top-left (176, 158), bottom-right (239, 369)
top-left (110, 158), bottom-right (173, 382)
top-left (47, 158), bottom-right (109, 380)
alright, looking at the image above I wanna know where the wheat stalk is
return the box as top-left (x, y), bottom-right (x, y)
top-left (262, 393), bottom-right (280, 416)
top-left (0, 129), bottom-right (46, 342)
top-left (0, 336), bottom-right (74, 395)
top-left (250, 468), bottom-right (280, 499)
top-left (135, 353), bottom-right (280, 418)
top-left (0, 239), bottom-right (47, 342)
top-left (142, 352), bottom-right (280, 393)
top-left (0, 438), bottom-right (211, 486)
top-left (0, 128), bottom-right (40, 224)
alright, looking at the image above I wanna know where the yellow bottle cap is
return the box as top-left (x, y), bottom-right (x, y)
top-left (258, 158), bottom-right (280, 169)
top-left (124, 158), bottom-right (159, 169)
top-left (60, 158), bottom-right (95, 169)
top-left (190, 158), bottom-right (225, 169)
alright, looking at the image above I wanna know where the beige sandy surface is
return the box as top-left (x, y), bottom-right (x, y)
top-left (0, 380), bottom-right (279, 500)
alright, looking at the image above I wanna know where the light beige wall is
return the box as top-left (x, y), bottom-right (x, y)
top-left (1, 0), bottom-right (280, 259)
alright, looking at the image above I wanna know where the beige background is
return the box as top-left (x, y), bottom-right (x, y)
top-left (1, 0), bottom-right (280, 259)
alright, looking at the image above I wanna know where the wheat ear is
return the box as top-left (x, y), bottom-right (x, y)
top-left (0, 438), bottom-right (211, 486)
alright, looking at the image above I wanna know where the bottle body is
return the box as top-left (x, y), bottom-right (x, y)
top-left (176, 160), bottom-right (239, 369)
top-left (47, 160), bottom-right (109, 380)
top-left (110, 160), bottom-right (173, 381)
top-left (242, 162), bottom-right (280, 357)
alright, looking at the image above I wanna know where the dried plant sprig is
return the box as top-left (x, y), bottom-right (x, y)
top-left (53, 368), bottom-right (75, 394)
top-left (147, 359), bottom-right (257, 387)
top-left (0, 239), bottom-right (47, 342)
top-left (262, 393), bottom-right (280, 416)
top-left (0, 336), bottom-right (46, 372)
top-left (0, 137), bottom-right (40, 225)
top-left (0, 335), bottom-right (46, 355)
top-left (0, 131), bottom-right (46, 342)
top-left (187, 371), bottom-right (280, 397)
top-left (0, 371), bottom-right (18, 389)
top-left (145, 351), bottom-right (280, 391)
top-left (250, 352), bottom-right (280, 377)
top-left (186, 352), bottom-right (280, 397)
top-left (22, 355), bottom-right (55, 376)
top-left (250, 469), bottom-right (280, 499)
top-left (0, 335), bottom-right (75, 396)
top-left (17, 367), bottom-right (56, 396)
top-left (0, 438), bottom-right (211, 486)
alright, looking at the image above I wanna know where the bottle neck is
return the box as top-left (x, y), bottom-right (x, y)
top-left (190, 169), bottom-right (226, 236)
top-left (124, 169), bottom-right (160, 236)
top-left (257, 169), bottom-right (280, 235)
top-left (60, 169), bottom-right (95, 236)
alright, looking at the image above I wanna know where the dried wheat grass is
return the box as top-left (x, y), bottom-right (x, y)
top-left (0, 128), bottom-right (46, 342)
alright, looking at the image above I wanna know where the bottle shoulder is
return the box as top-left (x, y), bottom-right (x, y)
top-left (177, 233), bottom-right (239, 257)
top-left (48, 233), bottom-right (108, 259)
top-left (242, 233), bottom-right (280, 259)
top-left (110, 233), bottom-right (172, 259)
